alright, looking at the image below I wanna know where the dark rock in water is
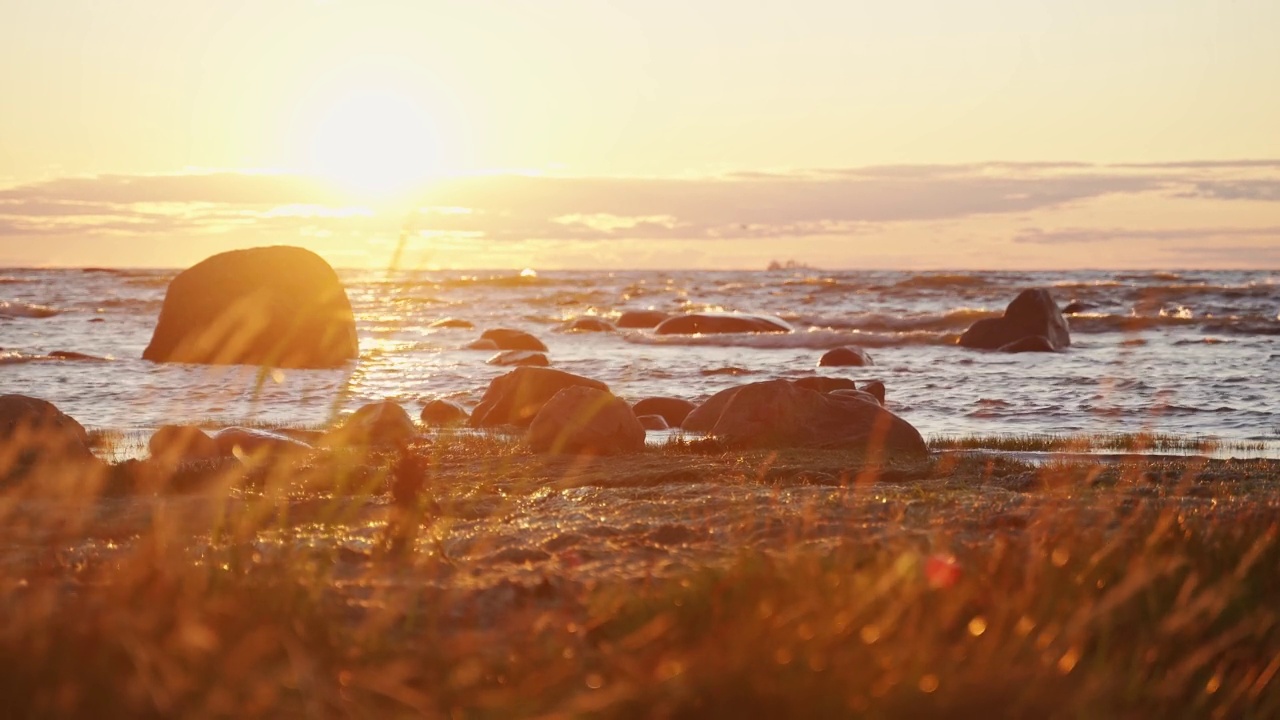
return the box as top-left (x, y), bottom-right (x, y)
top-left (693, 379), bottom-right (926, 455)
top-left (329, 401), bottom-right (417, 447)
top-left (818, 346), bottom-right (874, 367)
top-left (470, 367), bottom-right (609, 428)
top-left (958, 289), bottom-right (1070, 351)
top-left (563, 317), bottom-right (616, 333)
top-left (143, 245), bottom-right (358, 368)
top-left (792, 377), bottom-right (858, 394)
top-left (420, 399), bottom-right (469, 426)
top-left (49, 351), bottom-right (107, 362)
top-left (149, 425), bottom-right (220, 463)
top-left (1062, 301), bottom-right (1090, 315)
top-left (527, 386), bottom-right (646, 455)
top-left (466, 339), bottom-right (500, 350)
top-left (488, 350), bottom-right (550, 367)
top-left (0, 394), bottom-right (100, 480)
top-left (637, 414), bottom-right (670, 431)
top-left (430, 317), bottom-right (474, 329)
top-left (616, 310), bottom-right (670, 329)
top-left (213, 427), bottom-right (313, 458)
top-left (631, 397), bottom-right (696, 427)
top-left (479, 328), bottom-right (548, 352)
top-left (861, 380), bottom-right (887, 405)
top-left (654, 313), bottom-right (792, 335)
top-left (998, 335), bottom-right (1058, 353)
top-left (89, 318), bottom-right (106, 323)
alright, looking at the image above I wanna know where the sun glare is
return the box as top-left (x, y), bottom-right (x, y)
top-left (307, 87), bottom-right (444, 197)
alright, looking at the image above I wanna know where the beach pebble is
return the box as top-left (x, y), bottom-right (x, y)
top-left (479, 328), bottom-right (548, 352)
top-left (654, 313), bottom-right (792, 335)
top-left (958, 288), bottom-right (1070, 351)
top-left (819, 346), bottom-right (874, 367)
top-left (470, 367), bottom-right (609, 428)
top-left (616, 310), bottom-right (669, 329)
top-left (527, 386), bottom-right (646, 455)
top-left (631, 396), bottom-right (697, 427)
top-left (143, 245), bottom-right (358, 368)
top-left (488, 350), bottom-right (550, 367)
top-left (420, 399), bottom-right (469, 427)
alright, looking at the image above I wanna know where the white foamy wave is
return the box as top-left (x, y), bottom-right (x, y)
top-left (622, 328), bottom-right (954, 349)
top-left (0, 301), bottom-right (61, 319)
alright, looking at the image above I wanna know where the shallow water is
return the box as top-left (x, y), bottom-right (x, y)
top-left (2, 267), bottom-right (1278, 452)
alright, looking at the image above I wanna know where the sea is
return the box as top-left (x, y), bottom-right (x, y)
top-left (2, 267), bottom-right (1279, 455)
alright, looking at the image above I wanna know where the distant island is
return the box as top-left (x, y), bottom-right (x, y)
top-left (765, 259), bottom-right (815, 271)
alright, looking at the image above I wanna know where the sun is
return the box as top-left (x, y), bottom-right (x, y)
top-left (307, 87), bottom-right (444, 197)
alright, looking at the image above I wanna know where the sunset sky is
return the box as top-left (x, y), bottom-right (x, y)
top-left (2, 0), bottom-right (1278, 269)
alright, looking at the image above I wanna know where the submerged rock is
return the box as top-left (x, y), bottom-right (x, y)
top-left (488, 350), bottom-right (550, 367)
top-left (479, 328), bottom-right (548, 352)
top-left (631, 396), bottom-right (697, 427)
top-left (420, 399), bottom-right (469, 427)
top-left (527, 386), bottom-right (646, 455)
top-left (958, 289), bottom-right (1071, 352)
top-left (818, 346), bottom-right (874, 367)
top-left (562, 317), bottom-right (616, 333)
top-left (616, 310), bottom-right (669, 329)
top-left (143, 245), bottom-right (358, 368)
top-left (655, 313), bottom-right (792, 335)
top-left (470, 367), bottom-right (609, 428)
top-left (692, 379), bottom-right (926, 455)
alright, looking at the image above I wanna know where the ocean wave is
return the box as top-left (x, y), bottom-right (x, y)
top-left (622, 328), bottom-right (955, 349)
top-left (0, 301), bottom-right (61, 319)
top-left (0, 351), bottom-right (110, 364)
top-left (892, 273), bottom-right (993, 290)
top-left (1067, 313), bottom-right (1200, 332)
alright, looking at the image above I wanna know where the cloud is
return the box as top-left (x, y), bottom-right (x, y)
top-left (1014, 226), bottom-right (1280, 245)
top-left (1177, 180), bottom-right (1280, 202)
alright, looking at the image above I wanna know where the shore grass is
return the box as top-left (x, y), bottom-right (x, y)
top-left (929, 431), bottom-right (1268, 454)
top-left (1, 433), bottom-right (1279, 717)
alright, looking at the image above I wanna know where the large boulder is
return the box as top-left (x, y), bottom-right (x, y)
top-left (0, 394), bottom-right (101, 480)
top-left (213, 428), bottom-right (313, 459)
top-left (527, 387), bottom-right (646, 455)
top-left (791, 376), bottom-right (858, 394)
top-left (143, 246), bottom-right (358, 368)
top-left (616, 310), bottom-right (669, 329)
top-left (819, 346), bottom-right (873, 367)
top-left (694, 379), bottom-right (926, 455)
top-left (654, 313), bottom-right (792, 335)
top-left (631, 397), bottom-right (697, 427)
top-left (479, 328), bottom-right (548, 352)
top-left (998, 336), bottom-right (1057, 353)
top-left (958, 289), bottom-right (1070, 351)
top-left (469, 367), bottom-right (609, 428)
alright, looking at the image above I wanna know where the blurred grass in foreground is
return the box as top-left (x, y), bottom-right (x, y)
top-left (0, 432), bottom-right (1277, 718)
